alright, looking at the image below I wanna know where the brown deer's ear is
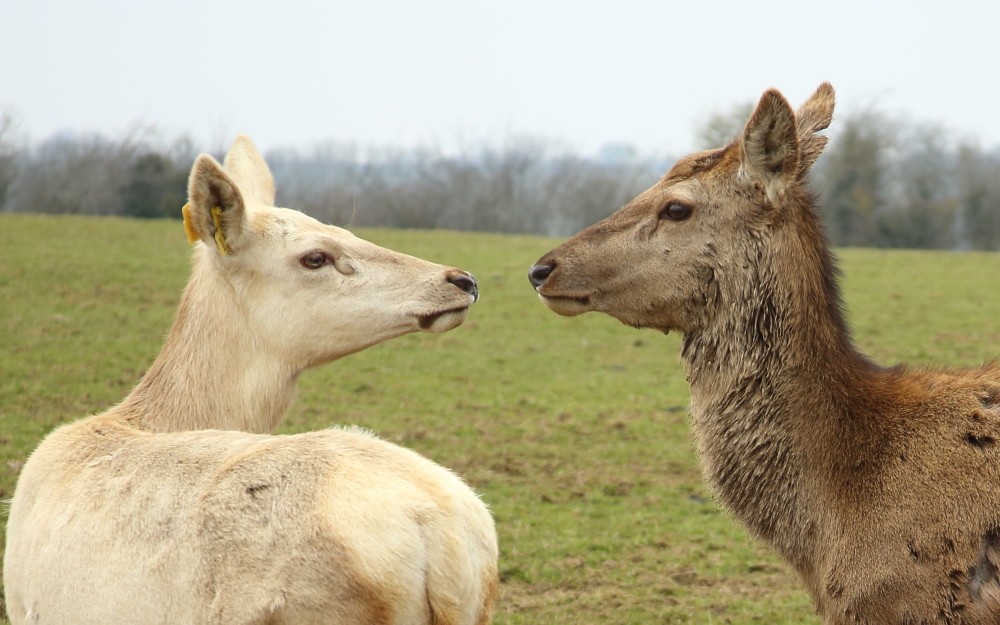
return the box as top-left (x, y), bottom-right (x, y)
top-left (740, 89), bottom-right (800, 202)
top-left (794, 82), bottom-right (835, 179)
top-left (223, 134), bottom-right (276, 207)
top-left (184, 154), bottom-right (247, 256)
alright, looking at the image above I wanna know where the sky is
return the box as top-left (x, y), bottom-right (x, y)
top-left (2, 0), bottom-right (999, 158)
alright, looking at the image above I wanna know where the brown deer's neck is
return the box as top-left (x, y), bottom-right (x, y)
top-left (113, 264), bottom-right (299, 434)
top-left (680, 222), bottom-right (876, 575)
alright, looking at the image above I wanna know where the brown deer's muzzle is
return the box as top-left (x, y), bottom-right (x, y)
top-left (527, 264), bottom-right (552, 289)
top-left (527, 258), bottom-right (594, 317)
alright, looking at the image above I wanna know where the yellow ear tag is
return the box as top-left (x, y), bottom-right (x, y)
top-left (210, 206), bottom-right (230, 255)
top-left (181, 203), bottom-right (198, 244)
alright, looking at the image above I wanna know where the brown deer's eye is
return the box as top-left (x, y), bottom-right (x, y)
top-left (300, 251), bottom-right (328, 269)
top-left (660, 202), bottom-right (692, 221)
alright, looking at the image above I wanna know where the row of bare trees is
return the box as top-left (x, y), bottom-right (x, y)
top-left (265, 140), bottom-right (666, 236)
top-left (2, 107), bottom-right (1000, 247)
top-left (0, 117), bottom-right (195, 220)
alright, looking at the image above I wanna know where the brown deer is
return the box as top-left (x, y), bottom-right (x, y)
top-left (528, 84), bottom-right (1000, 624)
top-left (4, 136), bottom-right (497, 625)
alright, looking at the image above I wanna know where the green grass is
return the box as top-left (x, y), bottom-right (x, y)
top-left (2, 213), bottom-right (999, 624)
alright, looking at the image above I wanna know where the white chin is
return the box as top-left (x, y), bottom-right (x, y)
top-left (538, 294), bottom-right (591, 317)
top-left (418, 308), bottom-right (469, 333)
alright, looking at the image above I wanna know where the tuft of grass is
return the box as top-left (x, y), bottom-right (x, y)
top-left (2, 213), bottom-right (999, 624)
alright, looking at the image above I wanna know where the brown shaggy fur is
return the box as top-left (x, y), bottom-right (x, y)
top-left (529, 83), bottom-right (1000, 624)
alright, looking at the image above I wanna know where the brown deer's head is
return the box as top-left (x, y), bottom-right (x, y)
top-left (528, 83), bottom-right (836, 336)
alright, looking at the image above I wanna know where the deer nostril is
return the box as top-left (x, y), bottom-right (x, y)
top-left (528, 264), bottom-right (553, 289)
top-left (447, 272), bottom-right (479, 301)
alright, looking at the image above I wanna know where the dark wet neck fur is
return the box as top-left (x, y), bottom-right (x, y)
top-left (680, 191), bottom-right (876, 576)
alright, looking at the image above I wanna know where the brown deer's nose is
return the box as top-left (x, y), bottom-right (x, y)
top-left (528, 264), bottom-right (552, 289)
top-left (447, 271), bottom-right (479, 302)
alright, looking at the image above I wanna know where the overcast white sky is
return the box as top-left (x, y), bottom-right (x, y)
top-left (2, 0), bottom-right (998, 157)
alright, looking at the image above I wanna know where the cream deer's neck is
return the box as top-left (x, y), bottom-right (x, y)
top-left (113, 256), bottom-right (300, 434)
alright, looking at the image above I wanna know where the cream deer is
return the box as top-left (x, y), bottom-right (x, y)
top-left (529, 85), bottom-right (1000, 624)
top-left (4, 136), bottom-right (498, 625)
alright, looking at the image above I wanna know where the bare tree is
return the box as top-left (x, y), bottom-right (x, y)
top-left (6, 127), bottom-right (158, 215)
top-left (0, 108), bottom-right (22, 212)
top-left (878, 124), bottom-right (959, 248)
top-left (812, 108), bottom-right (896, 247)
top-left (695, 102), bottom-right (755, 150)
top-left (957, 142), bottom-right (1000, 251)
top-left (267, 139), bottom-right (661, 237)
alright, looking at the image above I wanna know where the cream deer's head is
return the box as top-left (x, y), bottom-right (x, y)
top-left (182, 135), bottom-right (478, 370)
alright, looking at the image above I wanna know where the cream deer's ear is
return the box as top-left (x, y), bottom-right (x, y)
top-left (740, 89), bottom-right (800, 204)
top-left (223, 134), bottom-right (276, 207)
top-left (184, 154), bottom-right (247, 255)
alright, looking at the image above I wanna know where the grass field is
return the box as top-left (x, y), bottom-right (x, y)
top-left (2, 213), bottom-right (999, 624)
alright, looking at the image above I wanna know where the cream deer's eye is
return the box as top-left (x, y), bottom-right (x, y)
top-left (300, 252), bottom-right (327, 269)
top-left (660, 202), bottom-right (693, 221)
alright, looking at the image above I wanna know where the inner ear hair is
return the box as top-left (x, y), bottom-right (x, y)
top-left (186, 155), bottom-right (246, 251)
top-left (743, 90), bottom-right (799, 175)
top-left (738, 90), bottom-right (801, 207)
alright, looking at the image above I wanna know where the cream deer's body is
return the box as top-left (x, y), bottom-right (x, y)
top-left (4, 136), bottom-right (498, 625)
top-left (530, 85), bottom-right (1000, 624)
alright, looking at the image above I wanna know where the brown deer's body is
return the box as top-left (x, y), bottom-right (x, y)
top-left (529, 84), bottom-right (1000, 623)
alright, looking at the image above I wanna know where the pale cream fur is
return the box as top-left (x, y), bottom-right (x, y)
top-left (4, 136), bottom-right (498, 625)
